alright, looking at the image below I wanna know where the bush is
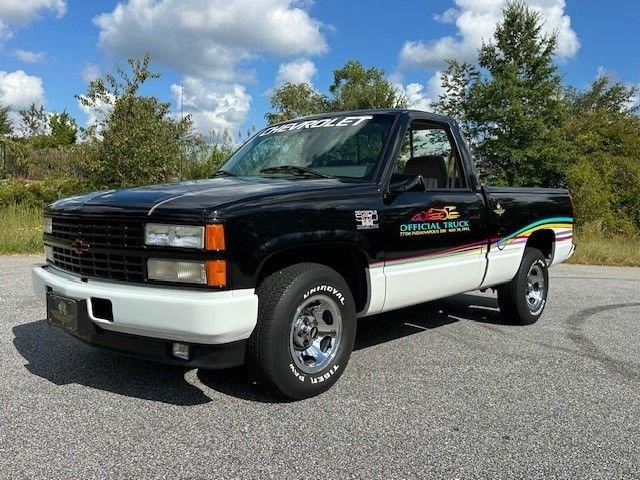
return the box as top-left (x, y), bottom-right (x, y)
top-left (0, 178), bottom-right (88, 208)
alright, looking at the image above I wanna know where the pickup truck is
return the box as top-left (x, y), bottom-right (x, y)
top-left (33, 109), bottom-right (575, 399)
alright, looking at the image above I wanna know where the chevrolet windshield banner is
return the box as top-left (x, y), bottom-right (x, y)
top-left (259, 115), bottom-right (373, 136)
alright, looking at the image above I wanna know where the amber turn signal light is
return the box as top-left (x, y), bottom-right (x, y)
top-left (206, 260), bottom-right (227, 287)
top-left (205, 224), bottom-right (225, 251)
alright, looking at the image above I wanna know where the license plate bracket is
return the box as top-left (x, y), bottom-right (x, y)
top-left (47, 292), bottom-right (79, 332)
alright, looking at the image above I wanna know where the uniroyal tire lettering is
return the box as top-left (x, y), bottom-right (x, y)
top-left (303, 285), bottom-right (345, 305)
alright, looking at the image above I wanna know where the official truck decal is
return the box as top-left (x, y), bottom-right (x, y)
top-left (400, 206), bottom-right (470, 237)
top-left (377, 217), bottom-right (573, 266)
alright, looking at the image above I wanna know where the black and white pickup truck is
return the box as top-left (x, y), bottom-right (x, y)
top-left (33, 109), bottom-right (575, 399)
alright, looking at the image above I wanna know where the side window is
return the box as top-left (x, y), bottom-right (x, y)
top-left (395, 123), bottom-right (466, 189)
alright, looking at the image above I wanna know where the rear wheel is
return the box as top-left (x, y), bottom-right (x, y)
top-left (497, 248), bottom-right (549, 325)
top-left (247, 263), bottom-right (356, 400)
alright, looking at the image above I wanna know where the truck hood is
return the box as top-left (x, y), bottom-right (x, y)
top-left (49, 176), bottom-right (373, 220)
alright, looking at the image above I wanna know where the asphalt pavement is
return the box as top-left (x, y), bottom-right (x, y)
top-left (1, 255), bottom-right (638, 479)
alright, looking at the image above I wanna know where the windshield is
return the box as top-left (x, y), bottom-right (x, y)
top-left (220, 114), bottom-right (395, 180)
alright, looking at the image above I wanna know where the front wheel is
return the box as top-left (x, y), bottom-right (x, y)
top-left (247, 263), bottom-right (356, 400)
top-left (497, 248), bottom-right (549, 325)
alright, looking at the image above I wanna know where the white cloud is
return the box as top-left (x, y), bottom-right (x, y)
top-left (0, 0), bottom-right (66, 24)
top-left (275, 58), bottom-right (317, 86)
top-left (0, 70), bottom-right (45, 110)
top-left (14, 49), bottom-right (48, 64)
top-left (0, 69), bottom-right (46, 135)
top-left (0, 0), bottom-right (66, 39)
top-left (94, 0), bottom-right (327, 82)
top-left (81, 63), bottom-right (102, 83)
top-left (400, 0), bottom-right (579, 70)
top-left (393, 71), bottom-right (446, 112)
top-left (171, 76), bottom-right (251, 136)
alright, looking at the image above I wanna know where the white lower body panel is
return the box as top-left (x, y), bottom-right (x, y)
top-left (378, 254), bottom-right (485, 313)
top-left (32, 265), bottom-right (258, 344)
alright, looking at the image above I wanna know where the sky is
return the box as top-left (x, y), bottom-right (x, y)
top-left (0, 0), bottom-right (639, 139)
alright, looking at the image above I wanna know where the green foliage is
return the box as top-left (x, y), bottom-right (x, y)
top-left (433, 60), bottom-right (479, 146)
top-left (266, 83), bottom-right (329, 124)
top-left (181, 136), bottom-right (234, 180)
top-left (564, 76), bottom-right (640, 234)
top-left (464, 1), bottom-right (570, 187)
top-left (266, 60), bottom-right (404, 124)
top-left (0, 105), bottom-right (11, 136)
top-left (0, 178), bottom-right (87, 208)
top-left (434, 1), bottom-right (640, 239)
top-left (78, 53), bottom-right (192, 188)
top-left (48, 111), bottom-right (77, 146)
top-left (19, 103), bottom-right (47, 138)
top-left (329, 60), bottom-right (405, 111)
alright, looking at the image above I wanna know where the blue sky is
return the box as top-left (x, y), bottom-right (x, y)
top-left (1, 0), bottom-right (638, 138)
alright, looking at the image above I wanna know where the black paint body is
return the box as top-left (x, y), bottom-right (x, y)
top-left (45, 110), bottom-right (573, 294)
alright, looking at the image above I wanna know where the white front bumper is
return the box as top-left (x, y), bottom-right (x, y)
top-left (32, 265), bottom-right (258, 344)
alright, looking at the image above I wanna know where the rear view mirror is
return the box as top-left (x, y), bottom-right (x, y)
top-left (388, 175), bottom-right (425, 194)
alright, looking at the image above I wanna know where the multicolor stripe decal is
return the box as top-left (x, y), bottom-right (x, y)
top-left (372, 217), bottom-right (573, 266)
top-left (491, 217), bottom-right (573, 249)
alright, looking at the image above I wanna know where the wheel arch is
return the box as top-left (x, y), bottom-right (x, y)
top-left (525, 229), bottom-right (555, 261)
top-left (255, 242), bottom-right (371, 314)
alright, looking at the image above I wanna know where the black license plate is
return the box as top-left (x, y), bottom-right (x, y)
top-left (47, 293), bottom-right (78, 332)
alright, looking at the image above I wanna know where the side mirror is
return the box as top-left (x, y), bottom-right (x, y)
top-left (388, 175), bottom-right (425, 194)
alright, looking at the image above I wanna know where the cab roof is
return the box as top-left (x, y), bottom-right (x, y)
top-left (272, 108), bottom-right (457, 127)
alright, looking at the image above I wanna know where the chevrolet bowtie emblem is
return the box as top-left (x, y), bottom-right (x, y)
top-left (71, 239), bottom-right (90, 254)
top-left (494, 203), bottom-right (505, 216)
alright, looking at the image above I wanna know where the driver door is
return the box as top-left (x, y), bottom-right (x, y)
top-left (381, 121), bottom-right (488, 312)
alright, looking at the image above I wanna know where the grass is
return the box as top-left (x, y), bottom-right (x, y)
top-left (1, 204), bottom-right (639, 267)
top-left (568, 232), bottom-right (640, 267)
top-left (0, 204), bottom-right (43, 254)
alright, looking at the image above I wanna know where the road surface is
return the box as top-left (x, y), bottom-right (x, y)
top-left (1, 255), bottom-right (638, 479)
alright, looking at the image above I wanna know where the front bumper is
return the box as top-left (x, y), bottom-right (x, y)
top-left (49, 300), bottom-right (248, 369)
top-left (32, 264), bottom-right (258, 346)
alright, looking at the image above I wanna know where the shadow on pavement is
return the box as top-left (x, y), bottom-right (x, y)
top-left (12, 320), bottom-right (212, 406)
top-left (13, 292), bottom-right (505, 405)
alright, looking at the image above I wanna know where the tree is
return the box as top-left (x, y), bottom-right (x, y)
top-left (77, 52), bottom-right (192, 188)
top-left (328, 60), bottom-right (405, 111)
top-left (433, 60), bottom-right (479, 146)
top-left (565, 77), bottom-right (640, 234)
top-left (266, 83), bottom-right (328, 124)
top-left (48, 111), bottom-right (77, 146)
top-left (448, 1), bottom-right (570, 187)
top-left (19, 103), bottom-right (47, 138)
top-left (266, 60), bottom-right (404, 124)
top-left (0, 105), bottom-right (12, 136)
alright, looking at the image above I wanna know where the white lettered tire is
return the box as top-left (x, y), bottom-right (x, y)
top-left (247, 263), bottom-right (357, 400)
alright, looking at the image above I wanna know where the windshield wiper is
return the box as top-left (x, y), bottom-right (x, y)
top-left (259, 165), bottom-right (333, 179)
top-left (212, 170), bottom-right (236, 177)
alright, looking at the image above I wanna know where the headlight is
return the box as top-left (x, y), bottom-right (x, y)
top-left (44, 217), bottom-right (52, 234)
top-left (147, 259), bottom-right (227, 286)
top-left (147, 259), bottom-right (207, 284)
top-left (145, 224), bottom-right (204, 249)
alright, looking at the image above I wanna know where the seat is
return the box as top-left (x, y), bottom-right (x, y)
top-left (404, 155), bottom-right (447, 189)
